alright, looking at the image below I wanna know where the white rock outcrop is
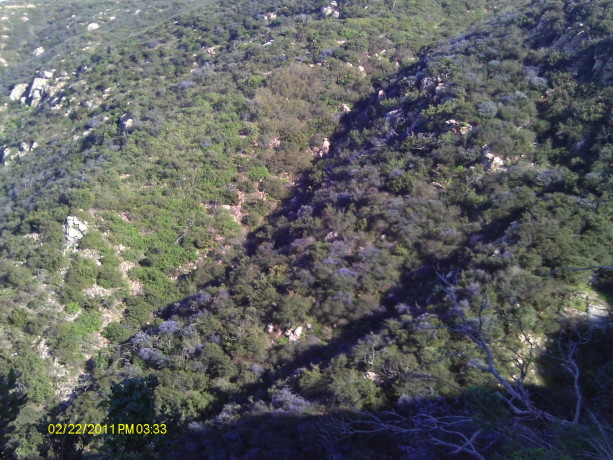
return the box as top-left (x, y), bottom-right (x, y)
top-left (87, 23), bottom-right (100, 31)
top-left (64, 216), bottom-right (89, 251)
top-left (27, 71), bottom-right (54, 108)
top-left (322, 138), bottom-right (330, 154)
top-left (9, 83), bottom-right (28, 101)
top-left (32, 46), bottom-right (45, 56)
top-left (483, 151), bottom-right (506, 172)
top-left (285, 326), bottom-right (303, 343)
top-left (1, 144), bottom-right (33, 166)
top-left (119, 114), bottom-right (134, 130)
top-left (321, 6), bottom-right (340, 18)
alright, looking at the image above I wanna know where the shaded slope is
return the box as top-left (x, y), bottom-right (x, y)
top-left (89, 0), bottom-right (613, 458)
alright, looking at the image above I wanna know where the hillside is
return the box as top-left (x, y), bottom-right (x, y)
top-left (0, 0), bottom-right (612, 458)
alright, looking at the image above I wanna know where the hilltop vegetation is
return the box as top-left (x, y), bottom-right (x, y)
top-left (0, 0), bottom-right (612, 458)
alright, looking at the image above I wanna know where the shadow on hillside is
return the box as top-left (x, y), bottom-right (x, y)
top-left (176, 317), bottom-right (612, 460)
top-left (45, 97), bottom-right (613, 460)
top-left (40, 314), bottom-right (613, 459)
top-left (163, 314), bottom-right (613, 458)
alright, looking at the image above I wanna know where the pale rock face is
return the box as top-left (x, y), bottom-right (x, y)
top-left (119, 114), bottom-right (134, 130)
top-left (38, 70), bottom-right (54, 79)
top-left (484, 152), bottom-right (506, 172)
top-left (33, 46), bottom-right (45, 56)
top-left (28, 75), bottom-right (52, 108)
top-left (321, 6), bottom-right (339, 17)
top-left (459, 124), bottom-right (473, 135)
top-left (64, 216), bottom-right (89, 251)
top-left (445, 119), bottom-right (473, 135)
top-left (322, 138), bottom-right (331, 154)
top-left (30, 89), bottom-right (43, 108)
top-left (87, 23), bottom-right (100, 31)
top-left (34, 73), bottom-right (51, 87)
top-left (285, 326), bottom-right (304, 342)
top-left (9, 83), bottom-right (28, 101)
top-left (435, 82), bottom-right (447, 94)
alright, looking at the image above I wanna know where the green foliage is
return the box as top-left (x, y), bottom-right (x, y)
top-left (11, 355), bottom-right (52, 405)
top-left (65, 302), bottom-right (80, 315)
top-left (248, 165), bottom-right (270, 182)
top-left (0, 0), bottom-right (611, 458)
top-left (73, 309), bottom-right (103, 336)
top-left (7, 309), bottom-right (30, 330)
top-left (328, 368), bottom-right (382, 410)
top-left (65, 256), bottom-right (98, 293)
top-left (102, 322), bottom-right (135, 343)
top-left (79, 231), bottom-right (107, 251)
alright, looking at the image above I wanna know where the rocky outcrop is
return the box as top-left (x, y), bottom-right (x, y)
top-left (64, 216), bottom-right (88, 251)
top-left (445, 119), bottom-right (473, 135)
top-left (9, 70), bottom-right (69, 108)
top-left (483, 147), bottom-right (506, 172)
top-left (119, 114), bottom-right (134, 131)
top-left (313, 138), bottom-right (331, 157)
top-left (9, 83), bottom-right (28, 101)
top-left (28, 71), bottom-right (54, 108)
top-left (261, 12), bottom-right (277, 21)
top-left (285, 326), bottom-right (303, 343)
top-left (321, 1), bottom-right (340, 18)
top-left (322, 138), bottom-right (330, 154)
top-left (32, 46), bottom-right (45, 56)
top-left (87, 23), bottom-right (100, 31)
top-left (1, 142), bottom-right (36, 166)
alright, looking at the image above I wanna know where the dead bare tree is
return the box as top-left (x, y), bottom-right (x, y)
top-left (546, 329), bottom-right (592, 425)
top-left (327, 272), bottom-right (611, 459)
top-left (330, 410), bottom-right (496, 460)
top-left (436, 273), bottom-right (556, 422)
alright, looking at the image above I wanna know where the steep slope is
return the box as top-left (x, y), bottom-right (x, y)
top-left (0, 0), bottom-right (529, 458)
top-left (52, 0), bottom-right (613, 458)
